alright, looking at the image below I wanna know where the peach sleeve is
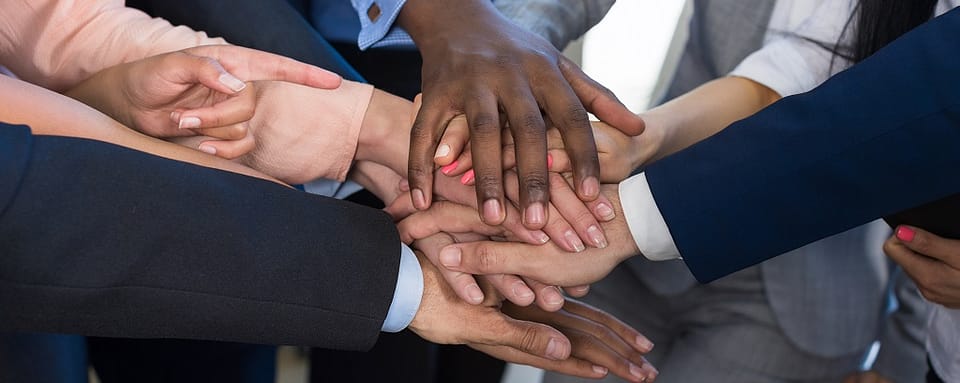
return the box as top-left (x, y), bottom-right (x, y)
top-left (0, 0), bottom-right (225, 91)
top-left (0, 0), bottom-right (374, 182)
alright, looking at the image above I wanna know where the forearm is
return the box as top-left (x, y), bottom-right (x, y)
top-left (0, 0), bottom-right (224, 91)
top-left (0, 125), bottom-right (401, 348)
top-left (0, 74), bottom-right (272, 183)
top-left (641, 76), bottom-right (780, 163)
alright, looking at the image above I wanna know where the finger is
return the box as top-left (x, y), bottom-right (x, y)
top-left (548, 172), bottom-right (608, 248)
top-left (435, 115), bottom-right (470, 167)
top-left (184, 45), bottom-right (342, 89)
top-left (562, 328), bottom-right (656, 383)
top-left (895, 225), bottom-right (960, 269)
top-left (464, 90), bottom-right (506, 225)
top-left (564, 285), bottom-right (590, 298)
top-left (408, 98), bottom-right (457, 211)
top-left (172, 87), bottom-right (257, 133)
top-left (883, 236), bottom-right (944, 297)
top-left (396, 201), bottom-right (507, 244)
top-left (523, 277), bottom-right (565, 312)
top-left (562, 299), bottom-right (654, 353)
top-left (415, 233), bottom-right (486, 305)
top-left (481, 316), bottom-right (571, 361)
top-left (384, 193), bottom-right (418, 221)
top-left (504, 171), bottom-right (584, 252)
top-left (194, 134), bottom-right (256, 159)
top-left (469, 344), bottom-right (607, 379)
top-left (481, 274), bottom-right (535, 307)
top-left (558, 56), bottom-right (644, 136)
top-left (535, 66), bottom-right (600, 202)
top-left (502, 88), bottom-right (550, 230)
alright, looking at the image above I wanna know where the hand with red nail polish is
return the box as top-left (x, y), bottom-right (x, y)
top-left (410, 232), bottom-right (657, 382)
top-left (435, 184), bottom-right (641, 288)
top-left (884, 225), bottom-right (960, 308)
top-left (67, 45), bottom-right (341, 161)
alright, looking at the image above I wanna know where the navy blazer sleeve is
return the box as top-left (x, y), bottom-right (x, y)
top-left (0, 124), bottom-right (399, 350)
top-left (644, 8), bottom-right (960, 283)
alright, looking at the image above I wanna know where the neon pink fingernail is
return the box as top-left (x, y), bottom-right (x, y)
top-left (461, 169), bottom-right (475, 185)
top-left (441, 161), bottom-right (459, 175)
top-left (896, 226), bottom-right (915, 242)
top-left (547, 154), bottom-right (554, 170)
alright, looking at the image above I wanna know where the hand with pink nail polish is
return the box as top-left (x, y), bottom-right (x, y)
top-left (410, 233), bottom-right (658, 382)
top-left (434, 184), bottom-right (642, 289)
top-left (66, 45), bottom-right (341, 160)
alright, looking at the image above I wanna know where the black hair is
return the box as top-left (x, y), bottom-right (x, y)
top-left (835, 0), bottom-right (938, 64)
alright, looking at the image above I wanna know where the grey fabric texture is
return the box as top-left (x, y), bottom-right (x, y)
top-left (495, 0), bottom-right (616, 49)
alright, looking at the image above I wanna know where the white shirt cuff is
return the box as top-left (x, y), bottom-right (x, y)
top-left (381, 243), bottom-right (423, 332)
top-left (618, 173), bottom-right (682, 261)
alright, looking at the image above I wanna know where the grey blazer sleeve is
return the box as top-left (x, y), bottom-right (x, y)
top-left (871, 271), bottom-right (931, 383)
top-left (494, 0), bottom-right (616, 49)
top-left (0, 124), bottom-right (400, 350)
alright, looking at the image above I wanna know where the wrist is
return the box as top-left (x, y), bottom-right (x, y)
top-left (356, 89), bottom-right (412, 174)
top-left (635, 111), bottom-right (672, 164)
top-left (397, 0), bottom-right (501, 47)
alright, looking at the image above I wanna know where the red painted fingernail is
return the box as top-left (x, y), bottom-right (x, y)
top-left (896, 226), bottom-right (915, 242)
top-left (460, 169), bottom-right (475, 185)
top-left (441, 161), bottom-right (459, 175)
top-left (547, 154), bottom-right (554, 170)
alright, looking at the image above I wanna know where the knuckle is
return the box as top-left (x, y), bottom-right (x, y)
top-left (561, 105), bottom-right (590, 127)
top-left (518, 325), bottom-right (543, 353)
top-left (470, 113), bottom-right (500, 135)
top-left (407, 163), bottom-right (434, 181)
top-left (523, 174), bottom-right (549, 195)
top-left (476, 244), bottom-right (503, 273)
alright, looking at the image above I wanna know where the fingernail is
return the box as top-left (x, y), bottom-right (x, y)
top-left (513, 282), bottom-right (534, 300)
top-left (591, 365), bottom-right (608, 375)
top-left (466, 283), bottom-right (484, 304)
top-left (545, 338), bottom-right (566, 360)
top-left (636, 335), bottom-right (654, 352)
top-left (178, 116), bottom-right (201, 129)
top-left (441, 161), bottom-right (459, 175)
top-left (399, 179), bottom-right (410, 191)
top-left (629, 363), bottom-right (644, 379)
top-left (170, 111), bottom-right (181, 122)
top-left (198, 144), bottom-right (217, 155)
top-left (580, 176), bottom-right (599, 199)
top-left (896, 226), bottom-right (915, 242)
top-left (565, 230), bottom-right (585, 252)
top-left (412, 188), bottom-right (427, 210)
top-left (524, 202), bottom-right (545, 226)
top-left (460, 169), bottom-right (475, 185)
top-left (434, 144), bottom-right (451, 158)
top-left (439, 247), bottom-right (462, 268)
top-left (544, 286), bottom-right (564, 306)
top-left (588, 225), bottom-right (607, 248)
top-left (218, 73), bottom-right (246, 92)
top-left (534, 231), bottom-right (550, 244)
top-left (483, 199), bottom-right (503, 223)
top-left (547, 154), bottom-right (554, 170)
top-left (595, 202), bottom-right (615, 221)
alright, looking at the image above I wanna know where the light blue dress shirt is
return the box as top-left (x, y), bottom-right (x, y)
top-left (304, 179), bottom-right (423, 332)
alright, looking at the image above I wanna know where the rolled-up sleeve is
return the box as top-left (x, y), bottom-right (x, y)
top-left (729, 0), bottom-right (855, 97)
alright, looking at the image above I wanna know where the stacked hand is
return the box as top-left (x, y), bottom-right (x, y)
top-left (408, 232), bottom-right (657, 382)
top-left (66, 45), bottom-right (341, 160)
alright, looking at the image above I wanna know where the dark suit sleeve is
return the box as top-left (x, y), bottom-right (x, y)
top-left (644, 8), bottom-right (960, 283)
top-left (0, 124), bottom-right (400, 350)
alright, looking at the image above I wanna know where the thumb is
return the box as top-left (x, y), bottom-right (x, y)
top-left (558, 57), bottom-right (645, 136)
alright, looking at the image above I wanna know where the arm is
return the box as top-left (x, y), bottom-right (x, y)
top-left (0, 0), bottom-right (226, 91)
top-left (645, 7), bottom-right (960, 282)
top-left (0, 75), bottom-right (403, 348)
